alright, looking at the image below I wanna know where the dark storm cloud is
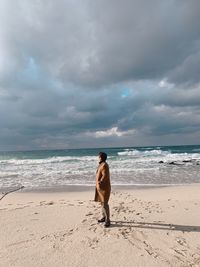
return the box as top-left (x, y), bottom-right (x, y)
top-left (60, 0), bottom-right (200, 87)
top-left (2, 0), bottom-right (200, 88)
top-left (0, 0), bottom-right (200, 150)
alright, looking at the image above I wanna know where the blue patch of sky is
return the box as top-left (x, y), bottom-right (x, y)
top-left (17, 56), bottom-right (39, 83)
top-left (121, 88), bottom-right (130, 98)
top-left (17, 56), bottom-right (62, 92)
top-left (27, 57), bottom-right (38, 81)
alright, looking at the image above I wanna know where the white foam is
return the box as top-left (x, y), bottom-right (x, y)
top-left (118, 149), bottom-right (168, 157)
top-left (0, 155), bottom-right (96, 166)
top-left (1, 149), bottom-right (200, 190)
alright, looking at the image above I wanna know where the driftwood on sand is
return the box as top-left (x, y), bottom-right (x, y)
top-left (0, 186), bottom-right (24, 201)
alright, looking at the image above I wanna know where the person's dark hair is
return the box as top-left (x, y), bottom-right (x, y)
top-left (98, 152), bottom-right (107, 161)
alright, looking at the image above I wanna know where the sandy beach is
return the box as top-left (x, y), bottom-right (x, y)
top-left (0, 185), bottom-right (200, 267)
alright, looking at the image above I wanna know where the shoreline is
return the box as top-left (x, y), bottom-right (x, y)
top-left (1, 182), bottom-right (200, 194)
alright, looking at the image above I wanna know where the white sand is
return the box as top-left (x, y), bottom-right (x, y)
top-left (0, 185), bottom-right (200, 267)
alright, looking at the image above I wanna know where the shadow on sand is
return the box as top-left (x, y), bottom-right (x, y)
top-left (110, 220), bottom-right (200, 233)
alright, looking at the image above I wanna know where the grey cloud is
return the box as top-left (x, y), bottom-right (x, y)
top-left (168, 51), bottom-right (200, 86)
top-left (64, 0), bottom-right (200, 87)
top-left (2, 0), bottom-right (200, 88)
top-left (1, 79), bottom-right (200, 150)
top-left (1, 0), bottom-right (200, 150)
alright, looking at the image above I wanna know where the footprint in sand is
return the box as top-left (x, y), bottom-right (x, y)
top-left (41, 229), bottom-right (74, 241)
top-left (127, 209), bottom-right (135, 214)
top-left (176, 237), bottom-right (188, 247)
top-left (143, 240), bottom-right (159, 258)
top-left (39, 201), bottom-right (46, 206)
top-left (46, 201), bottom-right (54, 205)
top-left (85, 212), bottom-right (93, 216)
top-left (173, 248), bottom-right (187, 257)
top-left (80, 236), bottom-right (99, 249)
top-left (89, 223), bottom-right (98, 232)
top-left (14, 205), bottom-right (30, 210)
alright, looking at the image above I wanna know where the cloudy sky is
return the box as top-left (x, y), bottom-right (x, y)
top-left (0, 0), bottom-right (200, 151)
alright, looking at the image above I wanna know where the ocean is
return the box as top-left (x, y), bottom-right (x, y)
top-left (0, 145), bottom-right (200, 191)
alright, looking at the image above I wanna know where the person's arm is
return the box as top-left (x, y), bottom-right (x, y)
top-left (99, 164), bottom-right (108, 185)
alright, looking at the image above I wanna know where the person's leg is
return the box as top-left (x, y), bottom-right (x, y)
top-left (98, 202), bottom-right (110, 222)
top-left (97, 203), bottom-right (106, 222)
top-left (103, 202), bottom-right (110, 227)
top-left (101, 202), bottom-right (106, 218)
top-left (102, 202), bottom-right (110, 222)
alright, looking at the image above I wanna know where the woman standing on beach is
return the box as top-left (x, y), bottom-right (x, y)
top-left (94, 152), bottom-right (111, 227)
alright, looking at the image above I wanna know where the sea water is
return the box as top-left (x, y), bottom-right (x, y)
top-left (0, 145), bottom-right (200, 191)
